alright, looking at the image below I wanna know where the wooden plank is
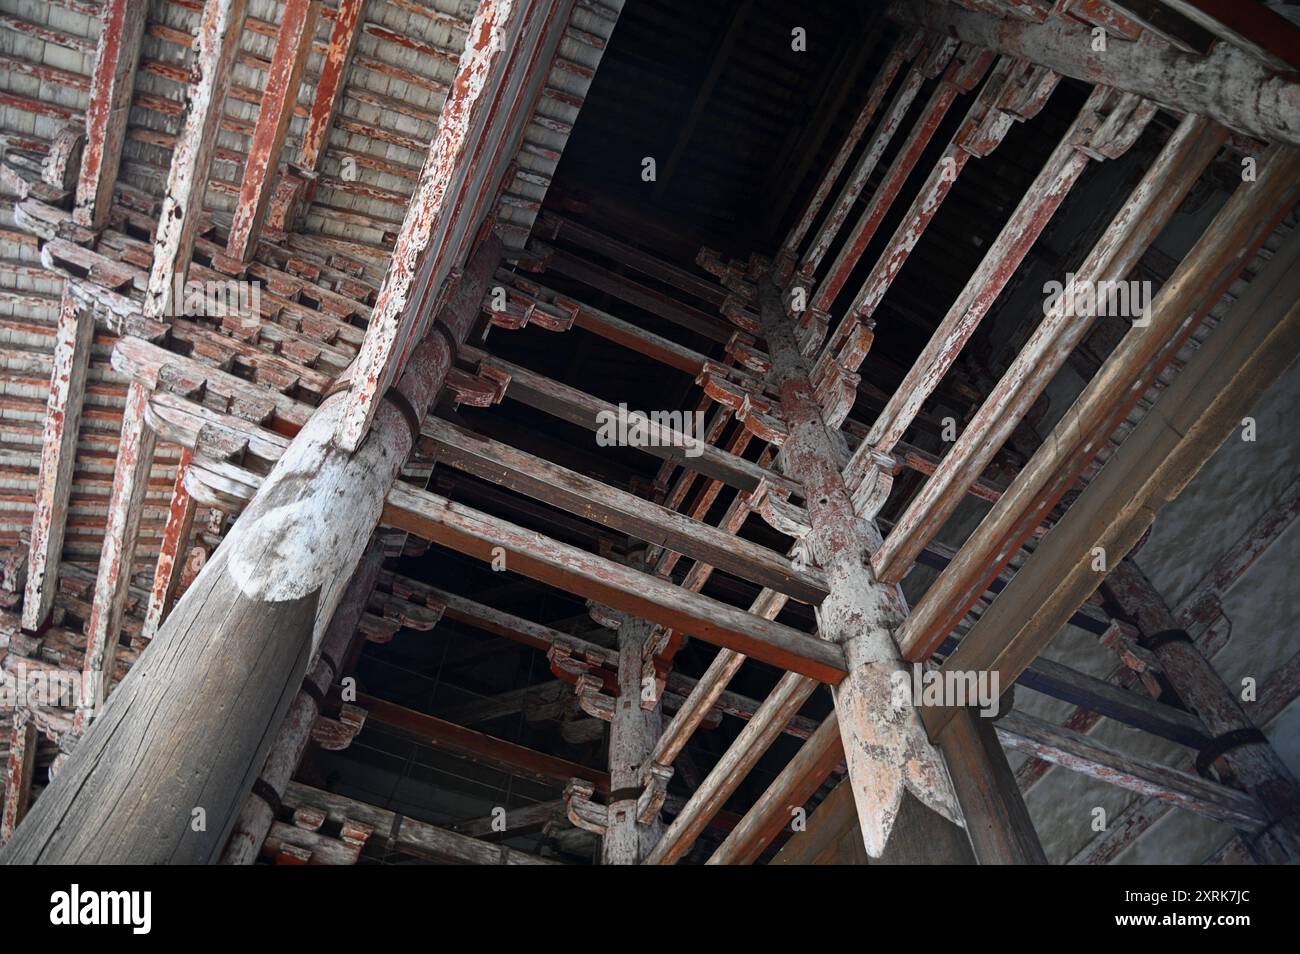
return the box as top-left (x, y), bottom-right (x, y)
top-left (141, 446), bottom-right (197, 641)
top-left (295, 0), bottom-right (365, 177)
top-left (143, 0), bottom-right (250, 319)
top-left (74, 0), bottom-right (149, 230)
top-left (335, 0), bottom-right (578, 450)
top-left (22, 290), bottom-right (93, 630)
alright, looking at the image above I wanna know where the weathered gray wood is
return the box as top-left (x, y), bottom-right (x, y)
top-left (995, 710), bottom-right (1267, 828)
top-left (602, 610), bottom-right (662, 864)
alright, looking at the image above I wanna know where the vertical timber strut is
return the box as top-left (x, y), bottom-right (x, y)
top-left (757, 279), bottom-right (963, 857)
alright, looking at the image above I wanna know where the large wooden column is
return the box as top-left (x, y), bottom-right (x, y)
top-left (757, 281), bottom-right (964, 859)
top-left (0, 241), bottom-right (500, 864)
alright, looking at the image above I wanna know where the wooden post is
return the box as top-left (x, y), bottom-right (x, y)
top-left (757, 280), bottom-right (964, 859)
top-left (144, 0), bottom-right (250, 319)
top-left (1104, 559), bottom-right (1300, 863)
top-left (0, 241), bottom-right (500, 864)
top-left (939, 707), bottom-right (1047, 864)
top-left (22, 289), bottom-right (93, 631)
top-left (73, 0), bottom-right (149, 230)
top-left (602, 608), bottom-right (663, 864)
top-left (0, 711), bottom-right (38, 845)
top-left (80, 379), bottom-right (157, 721)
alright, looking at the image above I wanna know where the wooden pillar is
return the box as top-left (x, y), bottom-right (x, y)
top-left (757, 280), bottom-right (964, 860)
top-left (939, 706), bottom-right (1047, 864)
top-left (80, 379), bottom-right (157, 721)
top-left (1105, 559), bottom-right (1300, 863)
top-left (224, 0), bottom-right (320, 262)
top-left (22, 289), bottom-right (93, 631)
top-left (0, 240), bottom-right (500, 864)
top-left (0, 711), bottom-right (38, 845)
top-left (602, 609), bottom-right (663, 864)
top-left (144, 0), bottom-right (250, 319)
top-left (220, 541), bottom-right (383, 864)
top-left (73, 0), bottom-right (149, 230)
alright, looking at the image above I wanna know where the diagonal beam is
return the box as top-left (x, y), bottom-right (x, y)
top-left (144, 0), bottom-right (250, 319)
top-left (225, 0), bottom-right (320, 262)
top-left (140, 447), bottom-right (197, 641)
top-left (73, 0), bottom-right (149, 230)
top-left (867, 112), bottom-right (1227, 583)
top-left (22, 289), bottom-right (93, 631)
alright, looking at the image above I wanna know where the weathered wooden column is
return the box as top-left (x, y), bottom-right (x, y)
top-left (602, 607), bottom-right (664, 864)
top-left (0, 711), bottom-right (38, 845)
top-left (0, 240), bottom-right (500, 864)
top-left (757, 281), bottom-right (964, 858)
top-left (1105, 558), bottom-right (1300, 863)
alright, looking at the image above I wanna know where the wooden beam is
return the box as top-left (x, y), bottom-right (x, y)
top-left (283, 781), bottom-right (560, 864)
top-left (892, 0), bottom-right (1300, 145)
top-left (357, 692), bottom-right (612, 794)
top-left (22, 289), bottom-right (93, 631)
top-left (225, 0), bottom-right (320, 262)
top-left (73, 0), bottom-right (149, 230)
top-left (143, 0), bottom-right (250, 319)
top-left (420, 416), bottom-right (826, 603)
top-left (1157, 0), bottom-right (1300, 71)
top-left (994, 710), bottom-right (1266, 827)
top-left (0, 712), bottom-right (38, 844)
top-left (382, 481), bottom-right (846, 682)
top-left (295, 0), bottom-right (364, 179)
top-left (900, 144), bottom-right (1300, 663)
top-left (141, 446), bottom-right (197, 641)
top-left (80, 379), bottom-right (157, 719)
top-left (335, 0), bottom-right (578, 450)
